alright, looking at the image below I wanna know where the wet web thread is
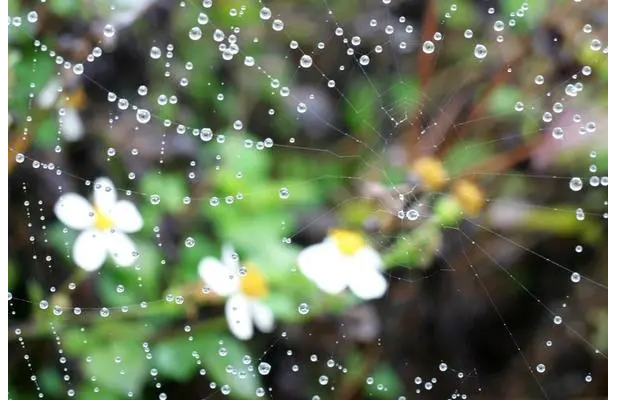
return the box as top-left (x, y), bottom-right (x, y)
top-left (7, 0), bottom-right (607, 400)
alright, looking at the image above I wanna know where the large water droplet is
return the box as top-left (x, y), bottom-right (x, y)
top-left (474, 44), bottom-right (487, 59)
top-left (422, 41), bottom-right (435, 54)
top-left (569, 177), bottom-right (583, 192)
top-left (258, 362), bottom-right (271, 375)
top-left (300, 55), bottom-right (313, 68)
top-left (298, 303), bottom-right (310, 315)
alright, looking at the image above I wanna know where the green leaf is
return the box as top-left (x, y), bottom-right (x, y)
top-left (443, 140), bottom-right (494, 177)
top-left (345, 81), bottom-right (377, 135)
top-left (364, 363), bottom-right (404, 399)
top-left (152, 338), bottom-right (198, 381)
top-left (49, 0), bottom-right (81, 16)
top-left (139, 172), bottom-right (188, 213)
top-left (217, 133), bottom-right (271, 181)
top-left (501, 0), bottom-right (547, 31)
top-left (264, 292), bottom-right (302, 322)
top-left (38, 367), bottom-right (66, 398)
top-left (81, 339), bottom-right (149, 396)
top-left (34, 114), bottom-right (60, 149)
top-left (196, 329), bottom-right (262, 399)
top-left (382, 224), bottom-right (442, 269)
top-left (487, 85), bottom-right (523, 117)
top-left (389, 78), bottom-right (422, 116)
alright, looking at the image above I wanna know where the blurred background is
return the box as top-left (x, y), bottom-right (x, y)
top-left (8, 0), bottom-right (607, 399)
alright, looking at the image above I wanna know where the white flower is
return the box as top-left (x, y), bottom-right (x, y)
top-left (297, 229), bottom-right (387, 300)
top-left (53, 177), bottom-right (143, 272)
top-left (37, 77), bottom-right (85, 142)
top-left (198, 245), bottom-right (274, 340)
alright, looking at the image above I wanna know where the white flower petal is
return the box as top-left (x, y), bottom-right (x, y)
top-left (347, 268), bottom-right (388, 300)
top-left (36, 78), bottom-right (61, 108)
top-left (111, 200), bottom-right (143, 233)
top-left (54, 193), bottom-right (95, 230)
top-left (250, 300), bottom-right (274, 333)
top-left (225, 294), bottom-right (254, 340)
top-left (72, 229), bottom-right (107, 272)
top-left (105, 231), bottom-right (139, 267)
top-left (93, 177), bottom-right (117, 212)
top-left (297, 241), bottom-right (348, 294)
top-left (355, 246), bottom-right (383, 271)
top-left (60, 107), bottom-right (84, 142)
top-left (198, 257), bottom-right (239, 297)
top-left (221, 243), bottom-right (240, 273)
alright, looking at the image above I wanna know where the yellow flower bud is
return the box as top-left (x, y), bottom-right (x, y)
top-left (65, 87), bottom-right (87, 109)
top-left (452, 179), bottom-right (485, 216)
top-left (412, 157), bottom-right (448, 191)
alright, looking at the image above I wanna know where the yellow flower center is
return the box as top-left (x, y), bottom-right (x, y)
top-left (412, 157), bottom-right (448, 191)
top-left (239, 263), bottom-right (269, 299)
top-left (329, 229), bottom-right (366, 255)
top-left (65, 87), bottom-right (87, 109)
top-left (94, 206), bottom-right (115, 230)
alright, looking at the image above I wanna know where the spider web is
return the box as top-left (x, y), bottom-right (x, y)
top-left (7, 0), bottom-right (608, 400)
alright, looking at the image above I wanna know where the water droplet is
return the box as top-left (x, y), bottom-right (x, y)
top-left (195, 127), bottom-right (214, 143)
top-left (439, 363), bottom-right (448, 372)
top-left (100, 308), bottom-right (110, 317)
top-left (150, 194), bottom-right (161, 205)
top-left (150, 47), bottom-right (161, 59)
top-left (189, 27), bottom-right (202, 41)
top-left (70, 64), bottom-right (84, 76)
top-left (185, 237), bottom-right (196, 248)
top-left (298, 303), bottom-right (310, 315)
top-left (474, 44), bottom-right (487, 59)
top-left (569, 177), bottom-right (583, 191)
top-left (272, 19), bottom-right (284, 31)
top-left (319, 375), bottom-right (329, 385)
top-left (422, 41), bottom-right (435, 54)
top-left (536, 364), bottom-right (546, 373)
top-left (39, 300), bottom-right (48, 310)
top-left (406, 209), bottom-right (420, 221)
top-left (27, 11), bottom-right (39, 23)
top-left (279, 187), bottom-right (290, 199)
top-left (571, 272), bottom-right (581, 283)
top-left (103, 24), bottom-right (116, 38)
top-left (136, 109), bottom-right (151, 124)
top-left (259, 7), bottom-right (272, 20)
top-left (258, 362), bottom-right (271, 375)
top-left (300, 55), bottom-right (313, 68)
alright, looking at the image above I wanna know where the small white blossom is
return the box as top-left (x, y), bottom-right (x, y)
top-left (198, 245), bottom-right (274, 340)
top-left (297, 229), bottom-right (387, 300)
top-left (54, 177), bottom-right (143, 271)
top-left (37, 77), bottom-right (84, 142)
